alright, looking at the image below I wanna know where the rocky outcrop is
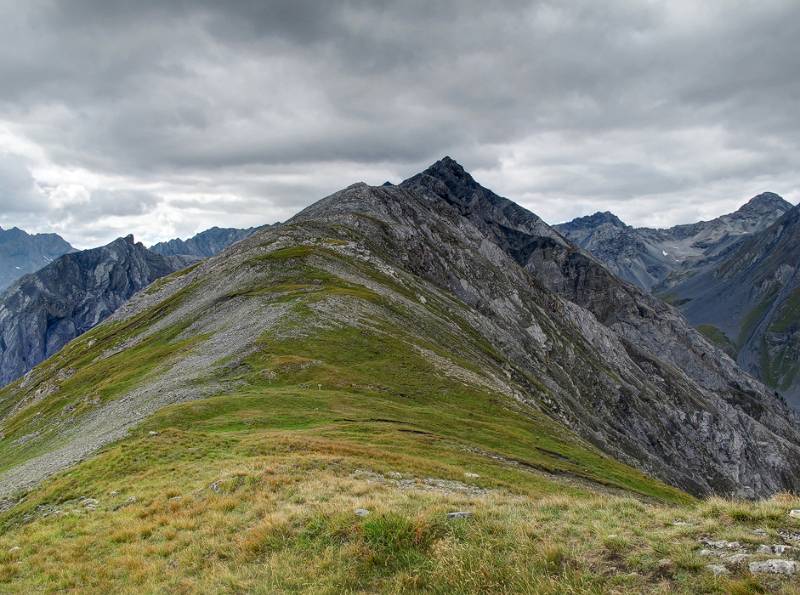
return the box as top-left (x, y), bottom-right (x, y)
top-left (401, 160), bottom-right (778, 401)
top-left (0, 236), bottom-right (192, 386)
top-left (0, 226), bottom-right (75, 291)
top-left (150, 225), bottom-right (273, 258)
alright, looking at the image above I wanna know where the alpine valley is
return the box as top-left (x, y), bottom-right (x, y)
top-left (1, 159), bottom-right (799, 593)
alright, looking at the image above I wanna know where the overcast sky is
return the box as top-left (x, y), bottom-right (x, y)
top-left (0, 0), bottom-right (798, 248)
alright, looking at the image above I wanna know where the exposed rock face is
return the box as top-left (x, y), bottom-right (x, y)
top-left (401, 159), bottom-right (778, 404)
top-left (556, 193), bottom-right (792, 291)
top-left (2, 159), bottom-right (800, 500)
top-left (0, 236), bottom-right (192, 386)
top-left (0, 227), bottom-right (75, 291)
top-left (293, 161), bottom-right (800, 497)
top-left (664, 205), bottom-right (800, 410)
top-left (150, 225), bottom-right (272, 258)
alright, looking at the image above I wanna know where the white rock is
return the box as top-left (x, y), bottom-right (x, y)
top-left (698, 549), bottom-right (720, 557)
top-left (464, 472), bottom-right (480, 479)
top-left (354, 508), bottom-right (370, 517)
top-left (148, 431), bottom-right (158, 437)
top-left (725, 553), bottom-right (751, 564)
top-left (700, 538), bottom-right (740, 549)
top-left (758, 544), bottom-right (793, 555)
top-left (447, 511), bottom-right (472, 520)
top-left (790, 509), bottom-right (800, 519)
top-left (749, 559), bottom-right (797, 575)
top-left (706, 564), bottom-right (729, 577)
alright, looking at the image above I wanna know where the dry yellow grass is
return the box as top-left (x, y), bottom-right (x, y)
top-left (1, 431), bottom-right (798, 594)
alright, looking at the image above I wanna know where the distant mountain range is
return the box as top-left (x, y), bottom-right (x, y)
top-left (555, 193), bottom-right (792, 290)
top-left (558, 193), bottom-right (800, 408)
top-left (150, 225), bottom-right (273, 258)
top-left (0, 227), bottom-right (75, 291)
top-left (663, 205), bottom-right (800, 409)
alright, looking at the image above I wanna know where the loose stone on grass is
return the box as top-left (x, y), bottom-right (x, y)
top-left (725, 553), bottom-right (751, 565)
top-left (705, 564), bottom-right (729, 577)
top-left (757, 544), bottom-right (793, 555)
top-left (447, 511), bottom-right (473, 520)
top-left (749, 559), bottom-right (798, 575)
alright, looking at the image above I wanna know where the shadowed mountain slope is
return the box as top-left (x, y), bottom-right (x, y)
top-left (401, 160), bottom-right (787, 412)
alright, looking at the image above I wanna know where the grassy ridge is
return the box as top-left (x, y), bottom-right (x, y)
top-left (1, 241), bottom-right (799, 593)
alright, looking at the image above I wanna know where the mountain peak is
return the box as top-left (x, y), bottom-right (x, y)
top-left (738, 192), bottom-right (792, 215)
top-left (559, 211), bottom-right (628, 231)
top-left (420, 156), bottom-right (471, 180)
top-left (402, 156), bottom-right (483, 201)
top-left (109, 234), bottom-right (136, 248)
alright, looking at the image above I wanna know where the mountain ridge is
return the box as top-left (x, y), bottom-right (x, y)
top-left (2, 159), bottom-right (800, 592)
top-left (556, 193), bottom-right (793, 290)
top-left (150, 224), bottom-right (275, 259)
top-left (3, 158), bottom-right (798, 502)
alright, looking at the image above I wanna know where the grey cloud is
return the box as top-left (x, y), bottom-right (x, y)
top-left (0, 154), bottom-right (49, 213)
top-left (0, 0), bottom-right (798, 247)
top-left (70, 189), bottom-right (162, 218)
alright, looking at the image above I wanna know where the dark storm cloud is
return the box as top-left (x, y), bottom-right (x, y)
top-left (0, 0), bottom-right (798, 246)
